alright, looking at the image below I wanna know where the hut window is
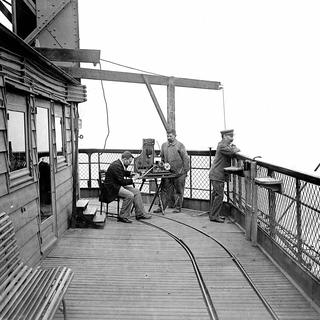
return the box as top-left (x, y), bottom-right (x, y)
top-left (55, 115), bottom-right (66, 166)
top-left (7, 110), bottom-right (28, 172)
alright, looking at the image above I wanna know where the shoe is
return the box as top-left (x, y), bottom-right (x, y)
top-left (210, 218), bottom-right (224, 223)
top-left (117, 217), bottom-right (132, 223)
top-left (153, 208), bottom-right (162, 213)
top-left (172, 209), bottom-right (181, 213)
top-left (136, 214), bottom-right (152, 220)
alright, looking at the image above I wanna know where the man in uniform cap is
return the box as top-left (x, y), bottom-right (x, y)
top-left (103, 151), bottom-right (151, 223)
top-left (208, 129), bottom-right (240, 222)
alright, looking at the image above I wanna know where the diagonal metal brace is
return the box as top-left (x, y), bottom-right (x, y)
top-left (24, 0), bottom-right (72, 44)
top-left (142, 74), bottom-right (169, 131)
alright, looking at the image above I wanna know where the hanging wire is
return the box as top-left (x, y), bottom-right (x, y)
top-left (99, 62), bottom-right (110, 151)
top-left (100, 58), bottom-right (166, 77)
top-left (221, 85), bottom-right (227, 129)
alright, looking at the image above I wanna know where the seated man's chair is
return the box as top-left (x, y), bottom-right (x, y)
top-left (98, 170), bottom-right (120, 218)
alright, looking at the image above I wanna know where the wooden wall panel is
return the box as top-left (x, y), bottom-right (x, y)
top-left (9, 199), bottom-right (39, 232)
top-left (0, 173), bottom-right (8, 196)
top-left (55, 165), bottom-right (72, 187)
top-left (0, 182), bottom-right (38, 213)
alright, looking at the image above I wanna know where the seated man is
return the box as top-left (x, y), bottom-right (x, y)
top-left (104, 151), bottom-right (151, 223)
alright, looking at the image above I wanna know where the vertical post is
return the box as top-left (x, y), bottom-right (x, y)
top-left (189, 154), bottom-right (192, 198)
top-left (296, 178), bottom-right (303, 263)
top-left (209, 147), bottom-right (212, 204)
top-left (167, 77), bottom-right (175, 130)
top-left (268, 169), bottom-right (276, 239)
top-left (251, 161), bottom-right (258, 246)
top-left (238, 160), bottom-right (243, 210)
top-left (88, 152), bottom-right (92, 188)
top-left (244, 161), bottom-right (252, 240)
top-left (232, 158), bottom-right (237, 205)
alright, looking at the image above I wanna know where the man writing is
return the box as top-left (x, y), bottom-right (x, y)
top-left (104, 151), bottom-right (151, 223)
top-left (209, 129), bottom-right (240, 222)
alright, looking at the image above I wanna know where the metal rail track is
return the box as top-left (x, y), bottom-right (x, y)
top-left (141, 220), bottom-right (219, 320)
top-left (141, 215), bottom-right (280, 320)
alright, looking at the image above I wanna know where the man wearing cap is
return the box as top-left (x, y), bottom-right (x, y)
top-left (153, 128), bottom-right (190, 214)
top-left (103, 151), bottom-right (151, 223)
top-left (209, 129), bottom-right (240, 222)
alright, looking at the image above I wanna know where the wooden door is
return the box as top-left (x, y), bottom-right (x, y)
top-left (36, 102), bottom-right (57, 254)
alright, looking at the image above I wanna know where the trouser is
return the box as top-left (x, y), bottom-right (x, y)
top-left (160, 174), bottom-right (187, 210)
top-left (209, 180), bottom-right (225, 220)
top-left (118, 186), bottom-right (145, 218)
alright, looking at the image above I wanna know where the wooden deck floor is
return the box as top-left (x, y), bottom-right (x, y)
top-left (41, 202), bottom-right (320, 320)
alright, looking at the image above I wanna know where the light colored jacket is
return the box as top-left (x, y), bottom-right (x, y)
top-left (161, 140), bottom-right (190, 175)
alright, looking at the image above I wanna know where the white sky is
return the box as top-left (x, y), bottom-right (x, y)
top-left (1, 1), bottom-right (320, 175)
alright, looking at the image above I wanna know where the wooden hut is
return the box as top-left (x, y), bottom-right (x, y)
top-left (0, 24), bottom-right (86, 265)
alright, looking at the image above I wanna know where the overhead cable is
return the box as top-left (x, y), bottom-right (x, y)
top-left (100, 58), bottom-right (166, 77)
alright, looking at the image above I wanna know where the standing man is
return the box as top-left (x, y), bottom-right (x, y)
top-left (154, 129), bottom-right (190, 213)
top-left (209, 129), bottom-right (240, 222)
top-left (103, 151), bottom-right (151, 223)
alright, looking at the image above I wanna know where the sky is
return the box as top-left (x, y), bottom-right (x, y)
top-left (1, 1), bottom-right (320, 175)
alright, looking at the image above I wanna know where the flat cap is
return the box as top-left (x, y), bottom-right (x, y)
top-left (220, 129), bottom-right (234, 135)
top-left (121, 151), bottom-right (134, 159)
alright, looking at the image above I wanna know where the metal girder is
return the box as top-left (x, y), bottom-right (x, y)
top-left (0, 1), bottom-right (12, 22)
top-left (35, 48), bottom-right (100, 64)
top-left (21, 0), bottom-right (36, 14)
top-left (24, 0), bottom-right (72, 44)
top-left (61, 67), bottom-right (222, 90)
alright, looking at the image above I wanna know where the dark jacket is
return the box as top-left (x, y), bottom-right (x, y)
top-left (209, 140), bottom-right (239, 182)
top-left (100, 159), bottom-right (133, 203)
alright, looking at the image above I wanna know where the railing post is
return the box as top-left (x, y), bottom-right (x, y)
top-left (189, 154), bottom-right (192, 198)
top-left (268, 169), bottom-right (276, 239)
top-left (244, 160), bottom-right (252, 241)
top-left (209, 147), bottom-right (212, 203)
top-left (251, 161), bottom-right (258, 246)
top-left (296, 178), bottom-right (303, 263)
top-left (238, 159), bottom-right (243, 211)
top-left (232, 158), bottom-right (237, 204)
top-left (87, 152), bottom-right (92, 188)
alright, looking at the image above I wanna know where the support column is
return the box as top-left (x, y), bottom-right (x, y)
top-left (167, 77), bottom-right (175, 131)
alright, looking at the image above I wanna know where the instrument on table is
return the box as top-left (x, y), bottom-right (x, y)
top-left (134, 138), bottom-right (171, 177)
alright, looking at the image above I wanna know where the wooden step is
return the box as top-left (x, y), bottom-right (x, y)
top-left (76, 199), bottom-right (89, 209)
top-left (83, 205), bottom-right (96, 216)
top-left (93, 211), bottom-right (106, 228)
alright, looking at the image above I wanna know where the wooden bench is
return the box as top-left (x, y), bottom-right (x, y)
top-left (0, 212), bottom-right (74, 320)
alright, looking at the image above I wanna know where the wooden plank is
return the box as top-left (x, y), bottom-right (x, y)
top-left (35, 48), bottom-right (100, 64)
top-left (143, 75), bottom-right (168, 131)
top-left (41, 202), bottom-right (320, 320)
top-left (61, 67), bottom-right (222, 90)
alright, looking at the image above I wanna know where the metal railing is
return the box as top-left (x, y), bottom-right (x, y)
top-left (230, 155), bottom-right (320, 280)
top-left (78, 148), bottom-right (320, 281)
top-left (78, 148), bottom-right (213, 200)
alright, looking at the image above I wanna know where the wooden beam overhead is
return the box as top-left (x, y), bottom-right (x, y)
top-left (61, 67), bottom-right (222, 90)
top-left (35, 48), bottom-right (101, 64)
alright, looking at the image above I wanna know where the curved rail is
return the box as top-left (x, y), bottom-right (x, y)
top-left (141, 220), bottom-right (219, 320)
top-left (147, 215), bottom-right (280, 320)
